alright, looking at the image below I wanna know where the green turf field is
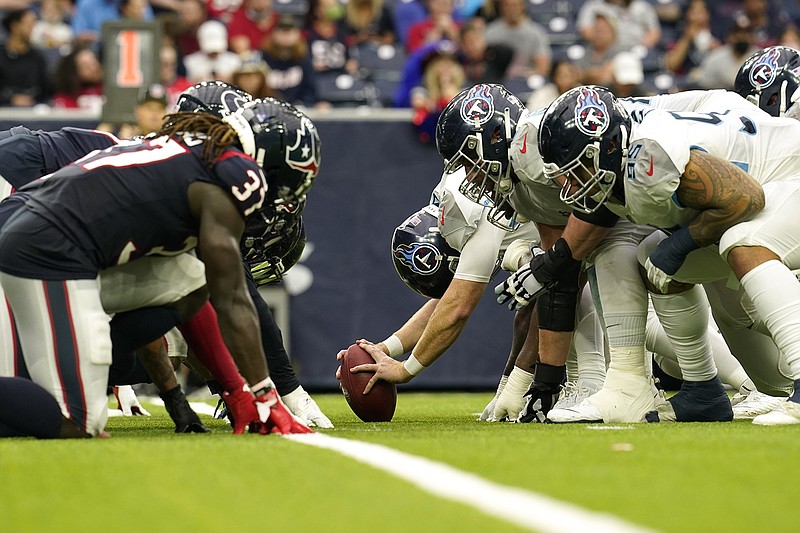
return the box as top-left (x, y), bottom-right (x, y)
top-left (0, 392), bottom-right (795, 532)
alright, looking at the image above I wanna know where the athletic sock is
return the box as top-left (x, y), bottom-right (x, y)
top-left (740, 260), bottom-right (800, 385)
top-left (647, 306), bottom-right (751, 390)
top-left (650, 286), bottom-right (717, 382)
top-left (177, 302), bottom-right (245, 392)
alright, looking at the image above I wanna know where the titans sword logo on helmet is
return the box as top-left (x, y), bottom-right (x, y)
top-left (574, 87), bottom-right (610, 136)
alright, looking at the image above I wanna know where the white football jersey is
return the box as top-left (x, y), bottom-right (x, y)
top-left (508, 108), bottom-right (573, 226)
top-left (621, 89), bottom-right (767, 116)
top-left (607, 96), bottom-right (800, 228)
top-left (432, 170), bottom-right (540, 283)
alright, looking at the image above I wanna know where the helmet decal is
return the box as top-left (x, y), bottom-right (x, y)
top-left (221, 89), bottom-right (252, 114)
top-left (393, 243), bottom-right (442, 275)
top-left (574, 87), bottom-right (609, 136)
top-left (459, 85), bottom-right (495, 126)
top-left (285, 116), bottom-right (320, 183)
top-left (750, 47), bottom-right (781, 88)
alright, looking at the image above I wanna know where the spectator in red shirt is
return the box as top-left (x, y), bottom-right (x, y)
top-left (405, 0), bottom-right (459, 53)
top-left (165, 0), bottom-right (207, 57)
top-left (228, 0), bottom-right (279, 54)
top-left (51, 45), bottom-right (104, 111)
top-left (206, 0), bottom-right (243, 24)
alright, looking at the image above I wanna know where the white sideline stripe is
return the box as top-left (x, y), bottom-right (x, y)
top-left (187, 402), bottom-right (218, 417)
top-left (285, 433), bottom-right (656, 533)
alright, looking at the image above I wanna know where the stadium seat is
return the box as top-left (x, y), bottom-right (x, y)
top-left (274, 0), bottom-right (309, 17)
top-left (316, 72), bottom-right (370, 106)
top-left (355, 43), bottom-right (407, 80)
top-left (545, 14), bottom-right (578, 46)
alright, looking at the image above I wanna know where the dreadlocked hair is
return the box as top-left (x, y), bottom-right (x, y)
top-left (157, 111), bottom-right (240, 166)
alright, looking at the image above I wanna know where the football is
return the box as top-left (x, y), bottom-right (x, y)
top-left (340, 343), bottom-right (397, 422)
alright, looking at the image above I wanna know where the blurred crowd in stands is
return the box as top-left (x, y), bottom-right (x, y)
top-left (0, 0), bottom-right (799, 140)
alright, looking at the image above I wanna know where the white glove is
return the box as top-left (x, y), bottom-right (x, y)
top-left (501, 239), bottom-right (535, 273)
top-left (281, 386), bottom-right (334, 428)
top-left (113, 385), bottom-right (151, 416)
top-left (478, 375), bottom-right (508, 421)
top-left (644, 256), bottom-right (672, 293)
top-left (495, 246), bottom-right (552, 311)
top-left (490, 367), bottom-right (533, 421)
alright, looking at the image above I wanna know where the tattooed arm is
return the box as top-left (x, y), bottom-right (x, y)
top-left (676, 149), bottom-right (765, 247)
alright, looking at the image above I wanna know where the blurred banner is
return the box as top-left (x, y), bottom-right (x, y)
top-left (0, 114), bottom-right (516, 391)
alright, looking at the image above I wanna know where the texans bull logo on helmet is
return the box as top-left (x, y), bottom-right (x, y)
top-left (459, 84), bottom-right (495, 126)
top-left (393, 242), bottom-right (444, 275)
top-left (286, 116), bottom-right (320, 185)
top-left (221, 89), bottom-right (252, 114)
top-left (574, 87), bottom-right (609, 137)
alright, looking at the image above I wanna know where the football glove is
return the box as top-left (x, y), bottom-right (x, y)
top-left (495, 246), bottom-right (553, 311)
top-left (221, 384), bottom-right (260, 434)
top-left (515, 363), bottom-right (565, 423)
top-left (160, 386), bottom-right (209, 433)
top-left (492, 367), bottom-right (534, 421)
top-left (253, 383), bottom-right (313, 435)
top-left (113, 385), bottom-right (151, 416)
top-left (282, 386), bottom-right (334, 428)
top-left (645, 227), bottom-right (699, 293)
top-left (478, 375), bottom-right (508, 421)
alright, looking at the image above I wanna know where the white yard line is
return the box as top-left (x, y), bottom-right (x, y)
top-left (285, 433), bottom-right (657, 533)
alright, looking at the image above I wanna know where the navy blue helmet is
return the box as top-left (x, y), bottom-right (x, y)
top-left (734, 46), bottom-right (800, 117)
top-left (436, 84), bottom-right (526, 213)
top-left (223, 98), bottom-right (321, 205)
top-left (392, 205), bottom-right (460, 299)
top-left (538, 85), bottom-right (631, 214)
top-left (175, 81), bottom-right (253, 117)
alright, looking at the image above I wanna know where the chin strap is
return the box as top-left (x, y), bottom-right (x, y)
top-left (222, 110), bottom-right (255, 158)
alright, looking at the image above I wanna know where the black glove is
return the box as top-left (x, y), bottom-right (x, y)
top-left (160, 386), bottom-right (209, 433)
top-left (515, 363), bottom-right (566, 423)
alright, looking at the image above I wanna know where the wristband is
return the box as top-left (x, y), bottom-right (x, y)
top-left (403, 353), bottom-right (427, 376)
top-left (382, 334), bottom-right (404, 357)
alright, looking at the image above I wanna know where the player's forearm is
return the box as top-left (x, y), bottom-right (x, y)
top-left (380, 299), bottom-right (439, 356)
top-left (560, 216), bottom-right (610, 260)
top-left (411, 280), bottom-right (485, 367)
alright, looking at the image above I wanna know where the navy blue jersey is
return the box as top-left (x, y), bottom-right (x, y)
top-left (0, 136), bottom-right (267, 279)
top-left (37, 128), bottom-right (120, 176)
top-left (0, 127), bottom-right (119, 189)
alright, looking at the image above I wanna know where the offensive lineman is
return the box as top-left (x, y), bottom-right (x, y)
top-left (535, 85), bottom-right (800, 424)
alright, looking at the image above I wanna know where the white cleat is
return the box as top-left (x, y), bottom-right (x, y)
top-left (732, 391), bottom-right (787, 420)
top-left (752, 400), bottom-right (800, 426)
top-left (281, 386), bottom-right (334, 428)
top-left (548, 369), bottom-right (663, 423)
top-left (552, 381), bottom-right (601, 411)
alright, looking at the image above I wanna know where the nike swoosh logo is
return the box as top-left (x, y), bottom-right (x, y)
top-left (645, 155), bottom-right (654, 176)
top-left (519, 133), bottom-right (527, 154)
